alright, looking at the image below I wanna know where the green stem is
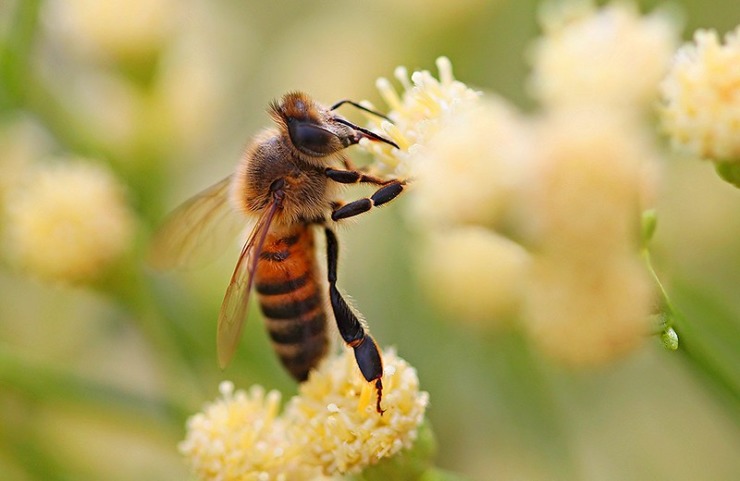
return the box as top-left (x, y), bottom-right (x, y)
top-left (642, 250), bottom-right (740, 426)
top-left (642, 248), bottom-right (674, 321)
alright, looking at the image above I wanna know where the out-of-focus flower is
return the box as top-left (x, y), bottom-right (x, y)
top-left (285, 348), bottom-right (429, 476)
top-left (419, 228), bottom-right (531, 327)
top-left (364, 50), bottom-right (660, 362)
top-left (361, 56), bottom-right (481, 176)
top-left (521, 110), bottom-right (655, 364)
top-left (410, 99), bottom-right (534, 229)
top-left (524, 110), bottom-right (658, 260)
top-left (4, 159), bottom-right (135, 282)
top-left (526, 254), bottom-right (653, 365)
top-left (362, 58), bottom-right (536, 331)
top-left (179, 381), bottom-right (320, 481)
top-left (659, 26), bottom-right (740, 162)
top-left (44, 0), bottom-right (176, 62)
top-left (529, 0), bottom-right (679, 110)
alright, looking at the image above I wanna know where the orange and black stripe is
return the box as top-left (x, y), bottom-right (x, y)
top-left (254, 225), bottom-right (328, 381)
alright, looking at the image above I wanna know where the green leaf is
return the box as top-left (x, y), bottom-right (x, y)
top-left (714, 162), bottom-right (740, 189)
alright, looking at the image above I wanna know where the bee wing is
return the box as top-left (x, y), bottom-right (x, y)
top-left (216, 195), bottom-right (282, 369)
top-left (149, 176), bottom-right (246, 271)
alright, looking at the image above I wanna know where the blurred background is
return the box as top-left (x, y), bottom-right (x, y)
top-left (1, 0), bottom-right (739, 480)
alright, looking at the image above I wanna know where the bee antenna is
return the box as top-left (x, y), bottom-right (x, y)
top-left (332, 117), bottom-right (400, 150)
top-left (330, 99), bottom-right (394, 123)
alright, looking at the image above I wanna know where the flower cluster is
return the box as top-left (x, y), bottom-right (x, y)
top-left (529, 0), bottom-right (678, 110)
top-left (178, 382), bottom-right (308, 481)
top-left (362, 1), bottom-right (682, 364)
top-left (522, 111), bottom-right (656, 363)
top-left (360, 56), bottom-right (481, 177)
top-left (180, 349), bottom-right (429, 480)
top-left (659, 26), bottom-right (740, 163)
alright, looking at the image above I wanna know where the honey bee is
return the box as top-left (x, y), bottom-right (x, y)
top-left (151, 92), bottom-right (404, 413)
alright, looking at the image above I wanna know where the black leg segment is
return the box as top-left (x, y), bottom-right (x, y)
top-left (325, 168), bottom-right (393, 186)
top-left (329, 178), bottom-right (406, 222)
top-left (325, 227), bottom-right (384, 414)
top-left (332, 199), bottom-right (372, 221)
top-left (371, 181), bottom-right (404, 206)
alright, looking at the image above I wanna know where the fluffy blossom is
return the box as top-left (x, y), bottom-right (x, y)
top-left (361, 56), bottom-right (480, 176)
top-left (285, 348), bottom-right (429, 476)
top-left (409, 98), bottom-right (534, 229)
top-left (524, 110), bottom-right (657, 258)
top-left (364, 50), bottom-right (659, 363)
top-left (526, 255), bottom-right (653, 365)
top-left (529, 0), bottom-right (679, 110)
top-left (4, 160), bottom-right (135, 282)
top-left (180, 350), bottom-right (428, 480)
top-left (419, 228), bottom-right (531, 326)
top-left (660, 26), bottom-right (740, 161)
top-left (521, 110), bottom-right (655, 364)
top-left (179, 382), bottom-right (318, 481)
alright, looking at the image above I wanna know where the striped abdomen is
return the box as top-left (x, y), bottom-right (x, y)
top-left (254, 225), bottom-right (328, 381)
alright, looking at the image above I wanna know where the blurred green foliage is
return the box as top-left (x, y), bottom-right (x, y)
top-left (1, 1), bottom-right (739, 480)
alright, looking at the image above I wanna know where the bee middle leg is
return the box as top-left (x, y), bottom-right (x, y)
top-left (324, 226), bottom-right (384, 414)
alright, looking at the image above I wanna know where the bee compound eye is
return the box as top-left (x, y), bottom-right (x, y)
top-left (289, 121), bottom-right (335, 155)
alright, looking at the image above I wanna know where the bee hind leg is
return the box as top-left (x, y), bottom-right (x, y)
top-left (324, 227), bottom-right (385, 414)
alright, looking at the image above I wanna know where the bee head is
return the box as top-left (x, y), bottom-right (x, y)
top-left (270, 92), bottom-right (398, 158)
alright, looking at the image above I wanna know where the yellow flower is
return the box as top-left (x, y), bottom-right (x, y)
top-left (181, 350), bottom-right (428, 480)
top-left (44, 0), bottom-right (175, 61)
top-left (364, 55), bottom-right (659, 365)
top-left (363, 58), bottom-right (537, 332)
top-left (521, 109), bottom-right (656, 364)
top-left (524, 109), bottom-right (657, 260)
top-left (660, 26), bottom-right (740, 161)
top-left (529, 1), bottom-right (679, 110)
top-left (4, 159), bottom-right (135, 282)
top-left (361, 56), bottom-right (480, 176)
top-left (526, 254), bottom-right (653, 365)
top-left (285, 348), bottom-right (429, 476)
top-left (180, 381), bottom-right (320, 481)
top-left (409, 98), bottom-right (534, 229)
top-left (419, 228), bottom-right (531, 328)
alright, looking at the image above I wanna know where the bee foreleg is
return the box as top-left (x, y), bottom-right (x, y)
top-left (330, 179), bottom-right (405, 221)
top-left (325, 227), bottom-right (385, 414)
